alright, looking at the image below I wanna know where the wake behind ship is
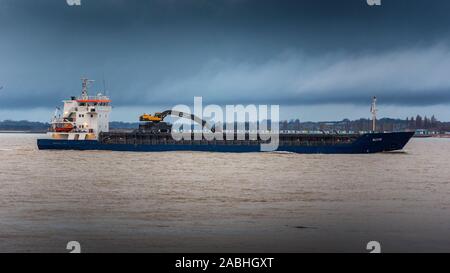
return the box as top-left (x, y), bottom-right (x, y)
top-left (37, 79), bottom-right (414, 154)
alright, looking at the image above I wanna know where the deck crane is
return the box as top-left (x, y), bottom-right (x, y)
top-left (139, 110), bottom-right (215, 133)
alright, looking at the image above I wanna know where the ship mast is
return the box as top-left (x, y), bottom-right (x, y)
top-left (81, 78), bottom-right (95, 99)
top-left (371, 96), bottom-right (377, 132)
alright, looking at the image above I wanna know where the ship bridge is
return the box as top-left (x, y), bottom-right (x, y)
top-left (49, 78), bottom-right (112, 140)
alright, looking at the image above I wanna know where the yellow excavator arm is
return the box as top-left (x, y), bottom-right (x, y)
top-left (139, 113), bottom-right (163, 122)
top-left (138, 110), bottom-right (215, 133)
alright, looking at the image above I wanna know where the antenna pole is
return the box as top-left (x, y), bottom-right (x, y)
top-left (371, 96), bottom-right (377, 132)
top-left (102, 73), bottom-right (107, 96)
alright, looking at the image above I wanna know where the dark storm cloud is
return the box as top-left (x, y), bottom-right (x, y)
top-left (1, 0), bottom-right (450, 110)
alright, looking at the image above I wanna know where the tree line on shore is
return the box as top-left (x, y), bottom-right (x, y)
top-left (279, 115), bottom-right (450, 132)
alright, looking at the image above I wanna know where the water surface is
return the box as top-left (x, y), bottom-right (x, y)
top-left (0, 134), bottom-right (449, 252)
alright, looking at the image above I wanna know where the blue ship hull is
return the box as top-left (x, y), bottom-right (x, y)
top-left (37, 132), bottom-right (414, 154)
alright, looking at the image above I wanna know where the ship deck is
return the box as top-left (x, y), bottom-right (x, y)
top-left (99, 132), bottom-right (360, 147)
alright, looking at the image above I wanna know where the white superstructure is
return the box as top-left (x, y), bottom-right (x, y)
top-left (49, 78), bottom-right (111, 140)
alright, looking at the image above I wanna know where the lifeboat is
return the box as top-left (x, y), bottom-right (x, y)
top-left (55, 123), bottom-right (74, 133)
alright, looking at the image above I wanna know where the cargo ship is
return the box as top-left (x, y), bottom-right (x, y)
top-left (37, 79), bottom-right (414, 154)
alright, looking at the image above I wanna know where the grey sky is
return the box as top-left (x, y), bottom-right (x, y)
top-left (1, 0), bottom-right (450, 121)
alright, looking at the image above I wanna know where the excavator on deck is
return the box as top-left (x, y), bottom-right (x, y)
top-left (138, 110), bottom-right (215, 133)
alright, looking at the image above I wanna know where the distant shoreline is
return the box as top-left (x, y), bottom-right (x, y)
top-left (0, 131), bottom-right (46, 134)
